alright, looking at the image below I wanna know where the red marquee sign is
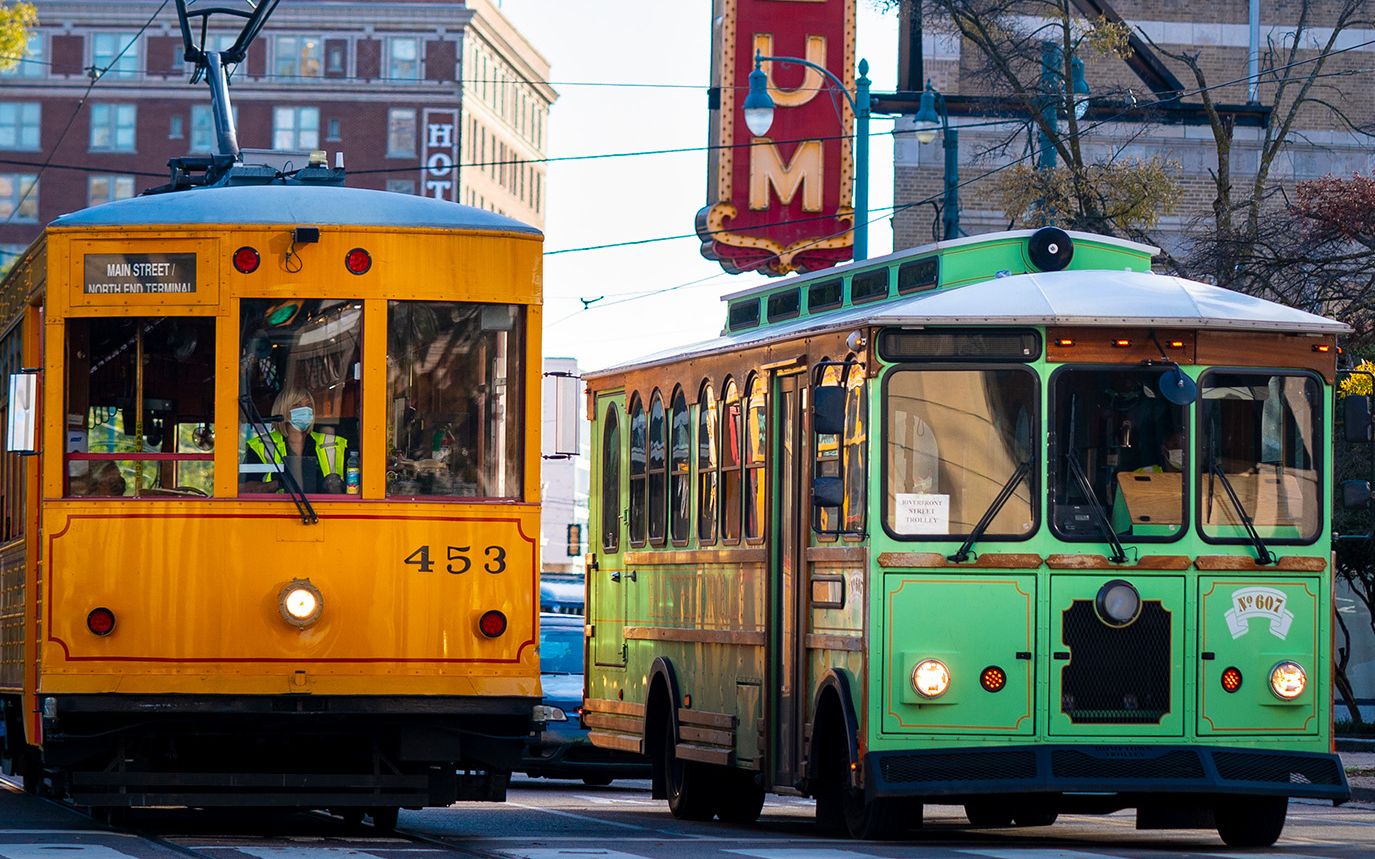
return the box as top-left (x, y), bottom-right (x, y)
top-left (697, 0), bottom-right (855, 276)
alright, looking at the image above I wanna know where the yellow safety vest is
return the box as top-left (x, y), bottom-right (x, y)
top-left (247, 430), bottom-right (347, 483)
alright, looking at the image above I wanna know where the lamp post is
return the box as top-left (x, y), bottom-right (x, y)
top-left (911, 81), bottom-right (960, 241)
top-left (744, 52), bottom-right (874, 260)
top-left (1038, 41), bottom-right (1091, 170)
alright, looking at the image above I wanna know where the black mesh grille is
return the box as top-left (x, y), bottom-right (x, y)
top-left (1052, 749), bottom-right (1204, 780)
top-left (881, 750), bottom-right (1036, 784)
top-left (1214, 752), bottom-right (1344, 786)
top-left (1061, 600), bottom-right (1171, 723)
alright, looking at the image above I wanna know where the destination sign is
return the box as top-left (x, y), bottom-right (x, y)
top-left (84, 253), bottom-right (197, 294)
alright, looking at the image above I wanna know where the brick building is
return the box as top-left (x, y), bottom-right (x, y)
top-left (0, 0), bottom-right (554, 268)
top-left (891, 2), bottom-right (1375, 253)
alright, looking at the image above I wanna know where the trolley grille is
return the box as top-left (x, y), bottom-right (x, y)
top-left (1214, 751), bottom-right (1344, 786)
top-left (880, 749), bottom-right (1037, 784)
top-left (1051, 748), bottom-right (1204, 780)
top-left (1060, 600), bottom-right (1170, 724)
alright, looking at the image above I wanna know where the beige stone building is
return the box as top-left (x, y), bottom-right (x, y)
top-left (891, 2), bottom-right (1375, 254)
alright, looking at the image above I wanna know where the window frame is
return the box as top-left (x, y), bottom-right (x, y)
top-left (385, 35), bottom-right (422, 81)
top-left (272, 106), bottom-right (320, 150)
top-left (387, 108), bottom-right (417, 158)
top-left (744, 373), bottom-right (767, 543)
top-left (628, 393), bottom-right (647, 547)
top-left (91, 32), bottom-right (141, 80)
top-left (0, 174), bottom-right (38, 224)
top-left (720, 377), bottom-right (743, 544)
top-left (697, 381), bottom-right (718, 545)
top-left (647, 389), bottom-right (667, 546)
top-left (273, 34), bottom-right (324, 79)
top-left (0, 102), bottom-right (41, 151)
top-left (89, 103), bottom-right (137, 152)
top-left (1195, 366), bottom-right (1324, 548)
top-left (880, 362), bottom-right (1041, 543)
top-left (669, 386), bottom-right (691, 546)
top-left (600, 403), bottom-right (621, 553)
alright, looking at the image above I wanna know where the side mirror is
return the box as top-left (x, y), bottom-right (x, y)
top-left (6, 371), bottom-right (38, 455)
top-left (1342, 479), bottom-right (1372, 510)
top-left (1344, 395), bottom-right (1373, 443)
top-left (812, 475), bottom-right (844, 509)
top-left (548, 373), bottom-right (580, 457)
top-left (1157, 366), bottom-right (1198, 406)
top-left (813, 386), bottom-right (846, 435)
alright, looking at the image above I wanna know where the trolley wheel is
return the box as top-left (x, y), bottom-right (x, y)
top-left (581, 776), bottom-right (614, 787)
top-left (1215, 795), bottom-right (1287, 848)
top-left (715, 768), bottom-right (765, 824)
top-left (337, 808), bottom-right (365, 829)
top-left (662, 715), bottom-right (718, 821)
top-left (843, 791), bottom-right (912, 840)
top-left (965, 801), bottom-right (1014, 827)
top-left (1012, 809), bottom-right (1058, 827)
top-left (368, 807), bottom-right (400, 832)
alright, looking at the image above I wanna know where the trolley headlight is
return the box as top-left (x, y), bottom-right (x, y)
top-left (911, 658), bottom-right (951, 699)
top-left (1095, 579), bottom-right (1141, 627)
top-left (278, 578), bottom-right (323, 628)
top-left (1268, 660), bottom-right (1307, 700)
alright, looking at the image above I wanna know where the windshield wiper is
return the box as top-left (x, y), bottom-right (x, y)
top-left (1064, 449), bottom-right (1128, 564)
top-left (947, 458), bottom-right (1034, 563)
top-left (1208, 459), bottom-right (1274, 565)
top-left (239, 393), bottom-right (317, 525)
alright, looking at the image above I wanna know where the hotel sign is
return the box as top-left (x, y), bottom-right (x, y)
top-left (422, 108), bottom-right (459, 202)
top-left (697, 0), bottom-right (855, 276)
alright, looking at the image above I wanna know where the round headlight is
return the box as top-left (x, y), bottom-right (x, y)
top-left (1269, 661), bottom-right (1307, 700)
top-left (911, 658), bottom-right (951, 698)
top-left (279, 579), bottom-right (323, 628)
top-left (1095, 579), bottom-right (1141, 627)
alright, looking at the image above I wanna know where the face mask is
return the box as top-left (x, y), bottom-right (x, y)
top-left (1165, 449), bottom-right (1184, 471)
top-left (288, 406), bottom-right (313, 431)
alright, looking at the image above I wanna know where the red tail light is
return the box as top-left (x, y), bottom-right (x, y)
top-left (233, 246), bottom-right (260, 274)
top-left (478, 610), bottom-right (507, 638)
top-left (344, 248), bottom-right (372, 275)
top-left (87, 607), bottom-right (116, 636)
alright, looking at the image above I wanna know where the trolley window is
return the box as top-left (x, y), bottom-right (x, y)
top-left (0, 321), bottom-right (23, 538)
top-left (850, 269), bottom-right (889, 304)
top-left (744, 374), bottom-right (766, 542)
top-left (1199, 371), bottom-right (1321, 544)
top-left (648, 389), bottom-right (667, 544)
top-left (670, 387), bottom-right (691, 544)
top-left (600, 405), bottom-right (620, 553)
top-left (66, 316), bottom-right (216, 498)
top-left (766, 289), bottom-right (800, 322)
top-left (629, 394), bottom-right (646, 546)
top-left (239, 299), bottom-right (361, 496)
top-left (697, 382), bottom-right (718, 544)
top-left (721, 378), bottom-right (743, 543)
top-left (385, 301), bottom-right (524, 499)
top-left (884, 367), bottom-right (1036, 540)
top-left (896, 257), bottom-right (939, 294)
top-left (1050, 367), bottom-right (1188, 542)
top-left (808, 278), bottom-right (842, 312)
top-left (728, 299), bottom-right (760, 332)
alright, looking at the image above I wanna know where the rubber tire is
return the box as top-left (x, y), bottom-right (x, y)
top-left (814, 775), bottom-right (846, 835)
top-left (662, 717), bottom-right (718, 821)
top-left (338, 809), bottom-right (365, 829)
top-left (369, 807), bottom-right (400, 832)
top-left (1012, 809), bottom-right (1058, 827)
top-left (716, 769), bottom-right (765, 824)
top-left (1215, 795), bottom-right (1287, 848)
top-left (843, 791), bottom-right (910, 840)
top-left (965, 801), bottom-right (1014, 827)
top-left (582, 776), bottom-right (614, 787)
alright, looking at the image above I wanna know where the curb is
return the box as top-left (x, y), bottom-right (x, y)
top-left (1351, 785), bottom-right (1375, 804)
top-left (1337, 737), bottom-right (1375, 752)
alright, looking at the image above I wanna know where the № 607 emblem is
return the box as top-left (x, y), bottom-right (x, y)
top-left (1225, 587), bottom-right (1294, 640)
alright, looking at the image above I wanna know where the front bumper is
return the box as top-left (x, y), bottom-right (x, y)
top-left (520, 725), bottom-right (650, 780)
top-left (866, 744), bottom-right (1350, 803)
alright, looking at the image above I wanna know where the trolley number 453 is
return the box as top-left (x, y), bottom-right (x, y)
top-left (404, 544), bottom-right (507, 574)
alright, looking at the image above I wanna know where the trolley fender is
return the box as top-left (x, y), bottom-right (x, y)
top-left (805, 668), bottom-right (861, 792)
top-left (643, 656), bottom-right (684, 741)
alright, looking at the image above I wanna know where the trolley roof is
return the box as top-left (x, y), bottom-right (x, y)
top-left (51, 185), bottom-right (542, 236)
top-left (588, 266), bottom-right (1349, 378)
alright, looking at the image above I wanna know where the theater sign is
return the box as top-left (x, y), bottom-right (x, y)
top-left (697, 0), bottom-right (855, 276)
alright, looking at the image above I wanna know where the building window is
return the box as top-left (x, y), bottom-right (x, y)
top-left (169, 113), bottom-right (184, 140)
top-left (385, 179), bottom-right (415, 195)
top-left (92, 32), bottom-right (141, 79)
top-left (273, 106), bottom-right (319, 150)
top-left (386, 36), bottom-right (421, 81)
top-left (190, 105), bottom-right (237, 152)
top-left (326, 117), bottom-right (341, 141)
top-left (88, 174), bottom-right (135, 206)
top-left (326, 43), bottom-right (345, 74)
top-left (387, 108), bottom-right (417, 157)
top-left (0, 175), bottom-right (36, 223)
top-left (0, 33), bottom-right (44, 78)
top-left (0, 102), bottom-right (40, 151)
top-left (274, 35), bottom-right (323, 78)
top-left (89, 104), bottom-right (137, 152)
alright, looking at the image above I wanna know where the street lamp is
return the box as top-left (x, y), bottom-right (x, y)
top-left (912, 81), bottom-right (960, 241)
top-left (743, 51), bottom-right (874, 260)
top-left (1039, 41), bottom-right (1091, 169)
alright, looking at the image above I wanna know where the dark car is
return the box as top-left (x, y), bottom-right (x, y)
top-left (521, 613), bottom-right (650, 785)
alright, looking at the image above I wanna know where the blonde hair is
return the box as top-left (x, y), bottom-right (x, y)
top-left (271, 386), bottom-right (315, 434)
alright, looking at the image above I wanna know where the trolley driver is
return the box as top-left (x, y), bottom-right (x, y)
top-left (241, 387), bottom-right (348, 494)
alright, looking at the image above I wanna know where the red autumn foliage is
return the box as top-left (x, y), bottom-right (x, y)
top-left (1292, 173), bottom-right (1375, 247)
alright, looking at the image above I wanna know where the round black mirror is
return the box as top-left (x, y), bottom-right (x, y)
top-left (1158, 366), bottom-right (1198, 405)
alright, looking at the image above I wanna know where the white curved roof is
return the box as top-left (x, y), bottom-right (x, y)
top-left (589, 268), bottom-right (1346, 377)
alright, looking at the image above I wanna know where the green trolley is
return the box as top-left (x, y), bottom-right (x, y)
top-left (581, 228), bottom-right (1355, 847)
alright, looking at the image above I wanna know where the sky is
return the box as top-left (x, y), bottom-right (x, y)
top-left (497, 1), bottom-right (900, 373)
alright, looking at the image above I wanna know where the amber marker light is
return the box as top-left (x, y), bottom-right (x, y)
top-left (233, 246), bottom-right (260, 274)
top-left (87, 607), bottom-right (116, 636)
top-left (911, 658), bottom-right (951, 698)
top-left (1221, 666), bottom-right (1243, 693)
top-left (278, 579), bottom-right (323, 628)
top-left (1167, 339), bottom-right (1185, 349)
top-left (479, 610), bottom-right (507, 638)
top-left (344, 247), bottom-right (372, 275)
top-left (1269, 660), bottom-right (1307, 700)
top-left (1112, 338), bottom-right (1132, 348)
top-left (980, 665), bottom-right (1007, 693)
top-left (1055, 338), bottom-right (1075, 348)
top-left (1312, 344), bottom-right (1332, 353)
